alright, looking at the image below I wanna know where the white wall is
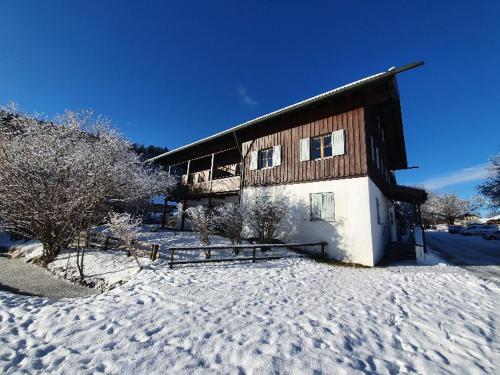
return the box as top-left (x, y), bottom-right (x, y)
top-left (367, 179), bottom-right (397, 265)
top-left (241, 177), bottom-right (378, 266)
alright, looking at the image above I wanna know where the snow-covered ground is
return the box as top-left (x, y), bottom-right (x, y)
top-left (0, 240), bottom-right (498, 374)
top-left (6, 228), bottom-right (291, 290)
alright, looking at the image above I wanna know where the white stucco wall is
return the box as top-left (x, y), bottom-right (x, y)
top-left (367, 179), bottom-right (397, 265)
top-left (241, 177), bottom-right (378, 266)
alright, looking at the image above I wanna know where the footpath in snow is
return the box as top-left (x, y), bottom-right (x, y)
top-left (0, 230), bottom-right (498, 374)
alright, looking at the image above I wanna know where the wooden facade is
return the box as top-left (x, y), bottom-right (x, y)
top-left (152, 62), bottom-right (426, 204)
top-left (242, 107), bottom-right (368, 187)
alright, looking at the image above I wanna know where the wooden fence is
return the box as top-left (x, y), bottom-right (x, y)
top-left (85, 231), bottom-right (161, 261)
top-left (167, 242), bottom-right (327, 268)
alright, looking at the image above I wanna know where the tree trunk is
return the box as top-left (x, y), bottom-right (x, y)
top-left (42, 242), bottom-right (61, 264)
top-left (161, 198), bottom-right (168, 228)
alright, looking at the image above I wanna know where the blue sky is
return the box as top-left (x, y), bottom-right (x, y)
top-left (1, 1), bottom-right (499, 201)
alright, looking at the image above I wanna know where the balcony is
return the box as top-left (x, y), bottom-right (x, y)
top-left (182, 163), bottom-right (241, 196)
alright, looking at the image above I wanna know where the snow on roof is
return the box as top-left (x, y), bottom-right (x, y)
top-left (149, 61), bottom-right (424, 162)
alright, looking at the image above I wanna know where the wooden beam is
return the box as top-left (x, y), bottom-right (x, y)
top-left (208, 153), bottom-right (215, 206)
top-left (233, 131), bottom-right (242, 155)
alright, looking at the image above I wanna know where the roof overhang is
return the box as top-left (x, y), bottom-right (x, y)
top-left (150, 61), bottom-right (424, 165)
top-left (387, 184), bottom-right (427, 205)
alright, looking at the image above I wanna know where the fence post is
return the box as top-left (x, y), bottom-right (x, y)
top-left (154, 244), bottom-right (160, 261)
top-left (150, 244), bottom-right (154, 260)
top-left (321, 242), bottom-right (326, 260)
top-left (104, 236), bottom-right (109, 251)
top-left (252, 248), bottom-right (256, 262)
top-left (169, 248), bottom-right (174, 268)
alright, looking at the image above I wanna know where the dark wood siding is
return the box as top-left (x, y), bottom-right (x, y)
top-left (364, 104), bottom-right (399, 196)
top-left (242, 107), bottom-right (368, 187)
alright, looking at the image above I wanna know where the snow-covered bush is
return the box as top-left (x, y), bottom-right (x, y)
top-left (0, 106), bottom-right (175, 263)
top-left (107, 212), bottom-right (142, 247)
top-left (185, 206), bottom-right (214, 247)
top-left (213, 203), bottom-right (246, 254)
top-left (247, 201), bottom-right (287, 244)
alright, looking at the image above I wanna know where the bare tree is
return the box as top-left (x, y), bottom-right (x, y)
top-left (0, 106), bottom-right (175, 264)
top-left (107, 212), bottom-right (143, 270)
top-left (421, 192), bottom-right (479, 225)
top-left (247, 201), bottom-right (287, 243)
top-left (185, 206), bottom-right (214, 247)
top-left (477, 154), bottom-right (500, 209)
top-left (212, 203), bottom-right (246, 254)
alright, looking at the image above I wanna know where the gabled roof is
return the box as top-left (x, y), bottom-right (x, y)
top-left (150, 61), bottom-right (424, 164)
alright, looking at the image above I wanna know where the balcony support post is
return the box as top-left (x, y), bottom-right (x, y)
top-left (208, 153), bottom-right (215, 207)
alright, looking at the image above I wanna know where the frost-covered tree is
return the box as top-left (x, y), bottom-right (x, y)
top-left (107, 212), bottom-right (143, 270)
top-left (0, 106), bottom-right (175, 263)
top-left (185, 206), bottom-right (214, 248)
top-left (107, 212), bottom-right (142, 247)
top-left (212, 203), bottom-right (246, 254)
top-left (421, 192), bottom-right (479, 225)
top-left (247, 201), bottom-right (287, 243)
top-left (477, 154), bottom-right (500, 209)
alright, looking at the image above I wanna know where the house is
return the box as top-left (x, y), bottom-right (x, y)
top-left (150, 62), bottom-right (427, 266)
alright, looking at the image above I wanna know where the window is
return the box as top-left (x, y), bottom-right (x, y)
top-left (376, 197), bottom-right (381, 224)
top-left (250, 146), bottom-right (281, 171)
top-left (310, 192), bottom-right (335, 221)
top-left (310, 134), bottom-right (333, 160)
top-left (258, 148), bottom-right (274, 169)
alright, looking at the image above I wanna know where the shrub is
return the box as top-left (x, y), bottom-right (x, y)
top-left (247, 201), bottom-right (287, 244)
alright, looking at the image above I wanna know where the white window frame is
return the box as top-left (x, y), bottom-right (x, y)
top-left (310, 134), bottom-right (333, 160)
top-left (258, 148), bottom-right (274, 169)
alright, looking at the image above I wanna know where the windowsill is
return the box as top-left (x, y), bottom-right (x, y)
top-left (313, 156), bottom-right (332, 161)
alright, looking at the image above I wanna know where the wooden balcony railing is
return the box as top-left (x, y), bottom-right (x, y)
top-left (181, 174), bottom-right (240, 195)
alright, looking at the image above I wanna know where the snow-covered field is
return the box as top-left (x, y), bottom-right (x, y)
top-left (0, 235), bottom-right (498, 374)
top-left (7, 228), bottom-right (292, 290)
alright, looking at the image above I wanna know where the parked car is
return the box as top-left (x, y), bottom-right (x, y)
top-left (483, 230), bottom-right (500, 240)
top-left (462, 224), bottom-right (500, 236)
top-left (448, 225), bottom-right (464, 234)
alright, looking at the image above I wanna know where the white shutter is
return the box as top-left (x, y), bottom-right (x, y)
top-left (332, 129), bottom-right (345, 156)
top-left (322, 193), bottom-right (335, 220)
top-left (310, 193), bottom-right (322, 220)
top-left (300, 138), bottom-right (310, 161)
top-left (272, 145), bottom-right (281, 166)
top-left (249, 151), bottom-right (258, 171)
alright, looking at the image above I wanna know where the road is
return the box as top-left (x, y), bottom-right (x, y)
top-left (426, 231), bottom-right (500, 286)
top-left (0, 253), bottom-right (97, 298)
